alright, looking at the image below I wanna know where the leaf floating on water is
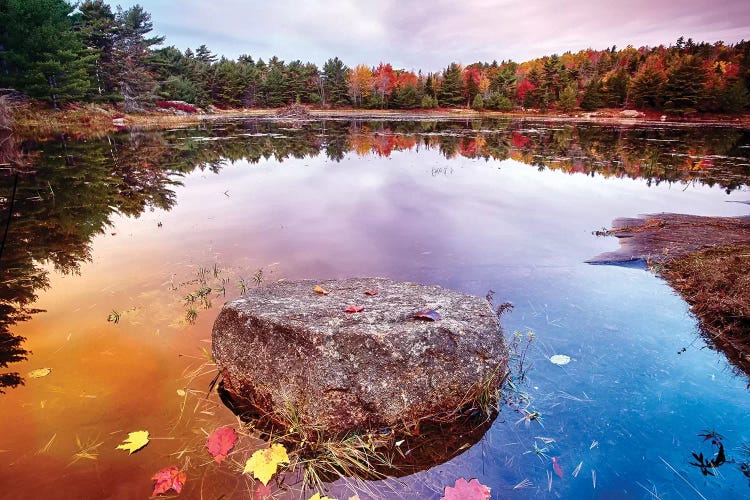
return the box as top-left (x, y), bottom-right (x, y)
top-left (440, 478), bottom-right (491, 500)
top-left (243, 443), bottom-right (290, 486)
top-left (415, 309), bottom-right (442, 321)
top-left (313, 285), bottom-right (330, 295)
top-left (549, 354), bottom-right (571, 366)
top-left (364, 290), bottom-right (378, 296)
top-left (115, 430), bottom-right (149, 454)
top-left (28, 368), bottom-right (52, 378)
top-left (206, 426), bottom-right (238, 464)
top-left (151, 465), bottom-right (186, 496)
top-left (345, 305), bottom-right (364, 313)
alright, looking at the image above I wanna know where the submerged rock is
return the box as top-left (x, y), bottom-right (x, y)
top-left (212, 277), bottom-right (507, 436)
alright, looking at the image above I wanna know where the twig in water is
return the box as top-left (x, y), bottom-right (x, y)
top-left (659, 457), bottom-right (707, 500)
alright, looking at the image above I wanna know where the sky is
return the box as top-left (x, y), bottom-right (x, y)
top-left (116, 0), bottom-right (750, 72)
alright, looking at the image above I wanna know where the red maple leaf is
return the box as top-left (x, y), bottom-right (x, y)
top-left (253, 482), bottom-right (273, 500)
top-left (151, 466), bottom-right (186, 496)
top-left (440, 478), bottom-right (490, 500)
top-left (206, 426), bottom-right (238, 464)
top-left (345, 305), bottom-right (364, 313)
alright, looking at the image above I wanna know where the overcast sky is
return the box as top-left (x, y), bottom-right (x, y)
top-left (116, 0), bottom-right (750, 72)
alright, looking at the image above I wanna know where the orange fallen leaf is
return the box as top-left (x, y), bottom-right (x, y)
top-left (313, 285), bottom-right (329, 295)
top-left (345, 305), bottom-right (364, 313)
top-left (151, 466), bottom-right (186, 496)
top-left (206, 426), bottom-right (237, 464)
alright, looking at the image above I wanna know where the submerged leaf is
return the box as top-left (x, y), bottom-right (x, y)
top-left (549, 354), bottom-right (571, 366)
top-left (115, 430), bottom-right (149, 454)
top-left (414, 309), bottom-right (442, 321)
top-left (345, 305), bottom-right (364, 313)
top-left (28, 368), bottom-right (52, 378)
top-left (552, 456), bottom-right (563, 478)
top-left (243, 444), bottom-right (290, 486)
top-left (440, 478), bottom-right (490, 500)
top-left (313, 285), bottom-right (330, 295)
top-left (151, 465), bottom-right (186, 495)
top-left (206, 427), bottom-right (238, 464)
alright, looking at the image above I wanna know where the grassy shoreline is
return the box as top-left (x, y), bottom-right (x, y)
top-left (11, 103), bottom-right (750, 140)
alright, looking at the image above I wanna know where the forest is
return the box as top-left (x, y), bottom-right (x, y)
top-left (1, 0), bottom-right (749, 114)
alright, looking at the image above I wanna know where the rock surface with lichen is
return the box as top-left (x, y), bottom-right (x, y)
top-left (212, 277), bottom-right (507, 436)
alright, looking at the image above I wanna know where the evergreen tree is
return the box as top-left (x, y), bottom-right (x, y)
top-left (74, 0), bottom-right (119, 100)
top-left (603, 68), bottom-right (629, 107)
top-left (393, 84), bottom-right (420, 109)
top-left (471, 93), bottom-right (484, 110)
top-left (112, 4), bottom-right (164, 111)
top-left (0, 0), bottom-right (93, 107)
top-left (558, 84), bottom-right (577, 111)
top-left (629, 64), bottom-right (667, 109)
top-left (438, 63), bottom-right (464, 106)
top-left (663, 55), bottom-right (708, 112)
top-left (580, 79), bottom-right (604, 110)
top-left (718, 80), bottom-right (750, 113)
top-left (322, 57), bottom-right (349, 106)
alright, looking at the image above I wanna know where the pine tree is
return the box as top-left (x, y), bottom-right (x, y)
top-left (629, 64), bottom-right (667, 109)
top-left (663, 55), bottom-right (708, 112)
top-left (0, 0), bottom-right (93, 107)
top-left (557, 84), bottom-right (577, 112)
top-left (438, 63), bottom-right (464, 107)
top-left (322, 57), bottom-right (349, 107)
top-left (74, 0), bottom-right (119, 100)
top-left (112, 5), bottom-right (165, 111)
top-left (580, 79), bottom-right (604, 110)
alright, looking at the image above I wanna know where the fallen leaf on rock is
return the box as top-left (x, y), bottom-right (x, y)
top-left (345, 305), bottom-right (364, 313)
top-left (206, 426), bottom-right (237, 464)
top-left (364, 290), bottom-right (378, 296)
top-left (28, 368), bottom-right (52, 378)
top-left (115, 430), bottom-right (149, 454)
top-left (440, 478), bottom-right (490, 500)
top-left (414, 309), bottom-right (442, 321)
top-left (549, 354), bottom-right (571, 366)
top-left (313, 285), bottom-right (329, 295)
top-left (243, 443), bottom-right (289, 485)
top-left (151, 465), bottom-right (186, 495)
top-left (309, 494), bottom-right (337, 500)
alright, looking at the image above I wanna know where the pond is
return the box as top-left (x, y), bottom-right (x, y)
top-left (1, 118), bottom-right (749, 499)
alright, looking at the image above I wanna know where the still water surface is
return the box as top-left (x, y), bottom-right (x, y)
top-left (1, 119), bottom-right (749, 499)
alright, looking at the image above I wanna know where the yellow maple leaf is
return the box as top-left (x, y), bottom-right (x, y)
top-left (309, 493), bottom-right (337, 500)
top-left (115, 430), bottom-right (150, 454)
top-left (28, 368), bottom-right (52, 378)
top-left (313, 285), bottom-right (329, 295)
top-left (242, 443), bottom-right (289, 485)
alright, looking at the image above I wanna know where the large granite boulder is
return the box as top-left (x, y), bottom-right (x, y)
top-left (212, 278), bottom-right (507, 436)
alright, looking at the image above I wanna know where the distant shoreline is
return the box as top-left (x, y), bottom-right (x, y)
top-left (13, 104), bottom-right (750, 140)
